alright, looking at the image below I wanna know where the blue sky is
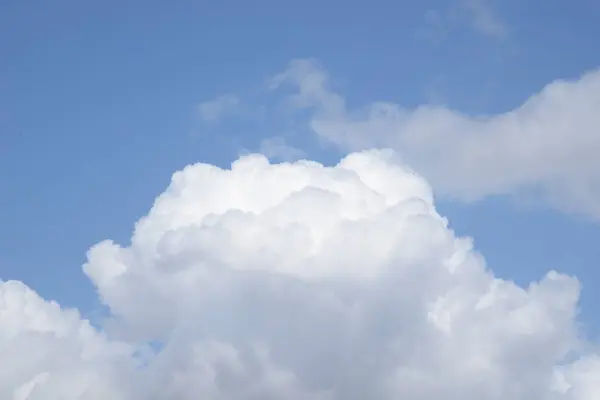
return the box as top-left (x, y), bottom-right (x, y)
top-left (1, 0), bottom-right (600, 342)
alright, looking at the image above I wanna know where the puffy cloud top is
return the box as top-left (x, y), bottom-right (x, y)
top-left (2, 150), bottom-right (600, 399)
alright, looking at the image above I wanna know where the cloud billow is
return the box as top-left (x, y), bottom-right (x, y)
top-left (2, 150), bottom-right (599, 399)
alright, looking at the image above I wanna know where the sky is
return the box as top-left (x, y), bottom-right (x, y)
top-left (2, 0), bottom-right (600, 398)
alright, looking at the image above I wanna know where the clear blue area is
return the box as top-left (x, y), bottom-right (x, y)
top-left (1, 0), bottom-right (599, 336)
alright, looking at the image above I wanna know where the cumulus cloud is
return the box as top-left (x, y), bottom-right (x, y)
top-left (270, 59), bottom-right (600, 219)
top-left (198, 94), bottom-right (240, 123)
top-left (0, 281), bottom-right (135, 399)
top-left (2, 149), bottom-right (600, 398)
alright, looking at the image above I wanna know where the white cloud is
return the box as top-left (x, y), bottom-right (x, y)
top-left (270, 59), bottom-right (600, 219)
top-left (3, 149), bottom-right (600, 398)
top-left (0, 281), bottom-right (135, 399)
top-left (198, 94), bottom-right (240, 123)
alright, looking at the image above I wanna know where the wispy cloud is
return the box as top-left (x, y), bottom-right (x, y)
top-left (415, 9), bottom-right (447, 45)
top-left (197, 94), bottom-right (240, 123)
top-left (269, 58), bottom-right (600, 220)
top-left (461, 0), bottom-right (509, 39)
top-left (418, 0), bottom-right (508, 43)
top-left (258, 136), bottom-right (305, 161)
